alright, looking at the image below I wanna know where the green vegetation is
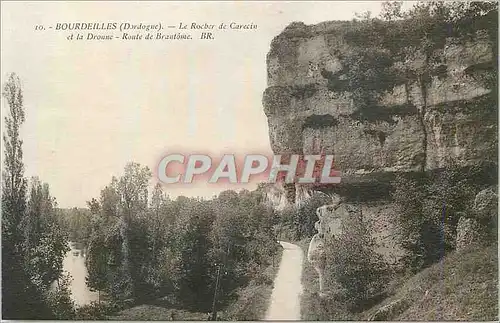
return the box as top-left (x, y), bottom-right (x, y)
top-left (292, 2), bottom-right (498, 312)
top-left (1, 73), bottom-right (281, 320)
top-left (297, 211), bottom-right (391, 320)
top-left (322, 211), bottom-right (390, 311)
top-left (297, 164), bottom-right (496, 321)
top-left (296, 160), bottom-right (498, 321)
top-left (301, 239), bottom-right (498, 321)
top-left (220, 246), bottom-right (282, 320)
top-left (361, 244), bottom-right (498, 321)
top-left (2, 1), bottom-right (498, 321)
top-left (109, 305), bottom-right (207, 321)
top-left (2, 73), bottom-right (70, 319)
top-left (78, 178), bottom-right (281, 319)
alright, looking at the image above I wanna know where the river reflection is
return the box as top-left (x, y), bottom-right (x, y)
top-left (60, 241), bottom-right (100, 307)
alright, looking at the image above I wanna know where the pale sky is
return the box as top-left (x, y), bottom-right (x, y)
top-left (1, 1), bottom-right (413, 208)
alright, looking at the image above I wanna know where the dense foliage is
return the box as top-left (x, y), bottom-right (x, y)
top-left (83, 175), bottom-right (280, 314)
top-left (58, 207), bottom-right (93, 245)
top-left (2, 73), bottom-right (70, 319)
top-left (322, 212), bottom-right (390, 312)
top-left (3, 1), bottom-right (498, 320)
top-left (2, 73), bottom-right (280, 320)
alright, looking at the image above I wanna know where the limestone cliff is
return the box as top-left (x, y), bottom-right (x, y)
top-left (263, 21), bottom-right (497, 182)
top-left (262, 20), bottom-right (498, 267)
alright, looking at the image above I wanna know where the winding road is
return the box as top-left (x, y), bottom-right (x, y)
top-left (265, 241), bottom-right (304, 321)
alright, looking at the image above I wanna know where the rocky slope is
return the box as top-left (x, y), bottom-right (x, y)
top-left (262, 20), bottom-right (497, 265)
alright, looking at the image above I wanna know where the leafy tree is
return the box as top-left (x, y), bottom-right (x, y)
top-left (45, 273), bottom-right (76, 319)
top-left (21, 178), bottom-right (70, 314)
top-left (24, 177), bottom-right (46, 251)
top-left (58, 207), bottom-right (92, 245)
top-left (175, 200), bottom-right (215, 309)
top-left (2, 73), bottom-right (54, 319)
top-left (149, 183), bottom-right (165, 268)
top-left (85, 163), bottom-right (153, 300)
top-left (100, 184), bottom-right (119, 217)
top-left (380, 1), bottom-right (403, 21)
top-left (323, 211), bottom-right (389, 311)
top-left (86, 223), bottom-right (108, 303)
top-left (87, 197), bottom-right (101, 215)
top-left (107, 163), bottom-right (152, 298)
top-left (210, 192), bottom-right (250, 304)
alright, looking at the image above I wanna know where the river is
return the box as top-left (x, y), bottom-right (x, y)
top-left (58, 242), bottom-right (100, 307)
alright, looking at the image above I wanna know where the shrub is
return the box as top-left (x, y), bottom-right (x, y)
top-left (392, 174), bottom-right (431, 271)
top-left (322, 211), bottom-right (390, 312)
top-left (75, 301), bottom-right (123, 320)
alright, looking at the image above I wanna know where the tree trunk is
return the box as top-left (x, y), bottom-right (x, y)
top-left (418, 71), bottom-right (429, 173)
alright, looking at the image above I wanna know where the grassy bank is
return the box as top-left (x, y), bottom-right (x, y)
top-left (361, 244), bottom-right (498, 321)
top-left (222, 245), bottom-right (284, 320)
top-left (298, 237), bottom-right (498, 321)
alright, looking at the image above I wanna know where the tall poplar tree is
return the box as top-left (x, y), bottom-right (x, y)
top-left (2, 73), bottom-right (52, 318)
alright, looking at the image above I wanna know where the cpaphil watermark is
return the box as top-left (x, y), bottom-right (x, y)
top-left (156, 153), bottom-right (341, 185)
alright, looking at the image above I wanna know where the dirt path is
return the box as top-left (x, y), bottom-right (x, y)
top-left (265, 241), bottom-right (304, 321)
